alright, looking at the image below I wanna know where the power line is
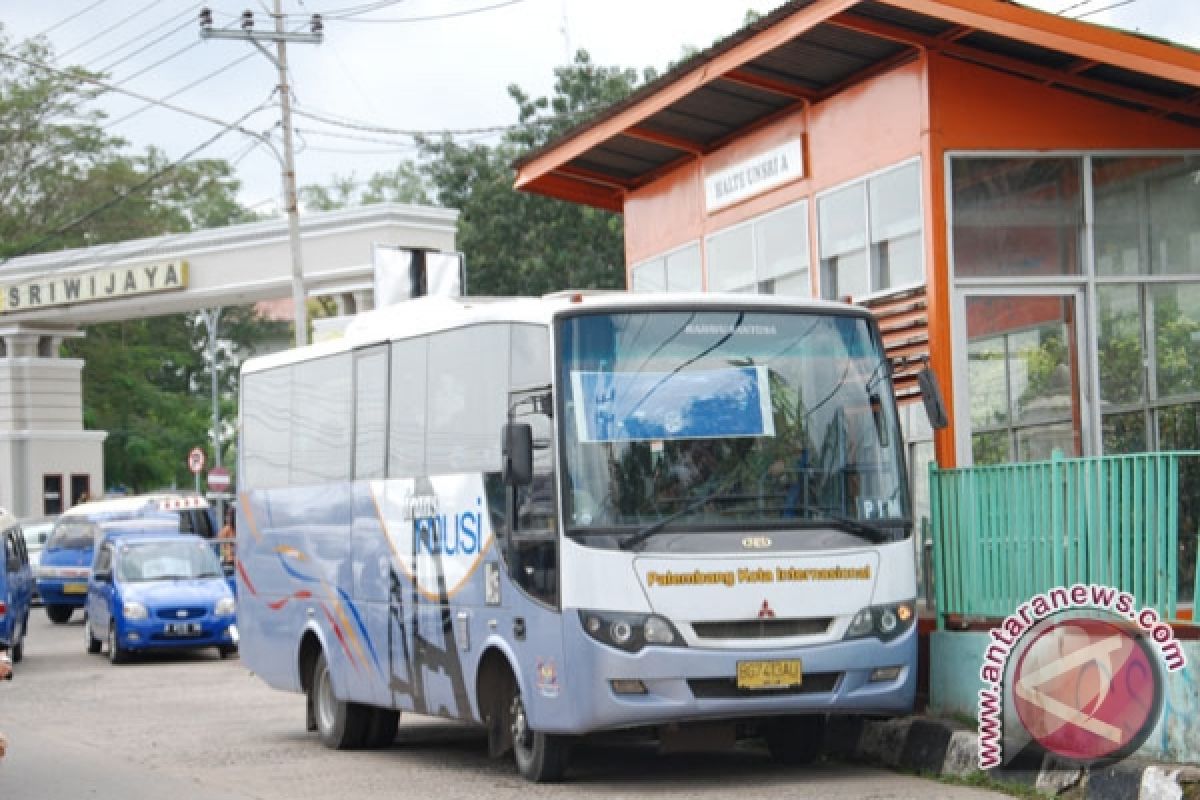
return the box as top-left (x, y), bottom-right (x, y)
top-left (0, 51), bottom-right (280, 161)
top-left (107, 51), bottom-right (261, 128)
top-left (89, 8), bottom-right (200, 73)
top-left (56, 0), bottom-right (163, 60)
top-left (1073, 0), bottom-right (1140, 19)
top-left (1, 102), bottom-right (268, 263)
top-left (34, 0), bottom-right (112, 39)
top-left (291, 106), bottom-right (515, 136)
top-left (325, 0), bottom-right (528, 23)
top-left (1055, 0), bottom-right (1099, 15)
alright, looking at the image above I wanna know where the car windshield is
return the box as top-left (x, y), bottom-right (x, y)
top-left (116, 541), bottom-right (223, 582)
top-left (558, 310), bottom-right (908, 544)
top-left (46, 522), bottom-right (100, 550)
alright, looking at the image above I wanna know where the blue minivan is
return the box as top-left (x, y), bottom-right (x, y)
top-left (1, 508), bottom-right (35, 662)
top-left (85, 528), bottom-right (238, 663)
top-left (37, 494), bottom-right (217, 624)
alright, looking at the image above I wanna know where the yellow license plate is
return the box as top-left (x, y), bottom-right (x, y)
top-left (63, 582), bottom-right (88, 594)
top-left (736, 659), bottom-right (802, 690)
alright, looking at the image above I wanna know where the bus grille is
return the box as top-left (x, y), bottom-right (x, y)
top-left (687, 672), bottom-right (841, 699)
top-left (690, 618), bottom-right (831, 640)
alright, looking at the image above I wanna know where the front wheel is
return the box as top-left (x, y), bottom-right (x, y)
top-left (310, 651), bottom-right (370, 749)
top-left (107, 622), bottom-right (128, 665)
top-left (46, 605), bottom-right (72, 624)
top-left (511, 687), bottom-right (569, 782)
top-left (85, 617), bottom-right (102, 654)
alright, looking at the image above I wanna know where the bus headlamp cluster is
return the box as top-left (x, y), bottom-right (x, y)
top-left (578, 611), bottom-right (685, 653)
top-left (844, 600), bottom-right (915, 642)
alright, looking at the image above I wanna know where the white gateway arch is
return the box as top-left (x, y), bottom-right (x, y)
top-left (0, 203), bottom-right (458, 518)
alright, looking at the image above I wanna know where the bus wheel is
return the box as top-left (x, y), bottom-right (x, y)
top-left (764, 715), bottom-right (826, 765)
top-left (310, 650), bottom-right (370, 749)
top-left (364, 708), bottom-right (400, 749)
top-left (510, 687), bottom-right (568, 782)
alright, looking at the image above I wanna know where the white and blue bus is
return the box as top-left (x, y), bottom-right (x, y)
top-left (236, 291), bottom-right (922, 781)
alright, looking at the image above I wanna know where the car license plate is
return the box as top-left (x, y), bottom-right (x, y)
top-left (63, 582), bottom-right (88, 594)
top-left (736, 659), bottom-right (802, 690)
top-left (164, 622), bottom-right (201, 636)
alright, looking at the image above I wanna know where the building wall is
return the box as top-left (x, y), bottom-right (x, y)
top-left (623, 58), bottom-right (929, 277)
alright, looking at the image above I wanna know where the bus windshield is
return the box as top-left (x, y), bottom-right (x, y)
top-left (558, 310), bottom-right (908, 542)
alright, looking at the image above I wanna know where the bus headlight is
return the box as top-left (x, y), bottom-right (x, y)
top-left (578, 611), bottom-right (685, 653)
top-left (843, 600), bottom-right (915, 642)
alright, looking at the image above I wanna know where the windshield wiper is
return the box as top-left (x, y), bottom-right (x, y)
top-left (800, 507), bottom-right (897, 544)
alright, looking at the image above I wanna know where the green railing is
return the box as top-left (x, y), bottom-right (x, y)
top-left (930, 451), bottom-right (1200, 629)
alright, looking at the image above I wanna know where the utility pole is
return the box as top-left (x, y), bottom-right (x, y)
top-left (200, 307), bottom-right (223, 519)
top-left (199, 5), bottom-right (323, 347)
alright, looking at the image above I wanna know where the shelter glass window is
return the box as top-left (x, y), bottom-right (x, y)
top-left (631, 243), bottom-right (701, 293)
top-left (1093, 155), bottom-right (1200, 276)
top-left (951, 157), bottom-right (1083, 278)
top-left (819, 162), bottom-right (921, 300)
top-left (707, 201), bottom-right (810, 296)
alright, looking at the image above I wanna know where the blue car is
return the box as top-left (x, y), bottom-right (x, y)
top-left (1, 508), bottom-right (35, 663)
top-left (84, 530), bottom-right (239, 664)
top-left (38, 494), bottom-right (218, 624)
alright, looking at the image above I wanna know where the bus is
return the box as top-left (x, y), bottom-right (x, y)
top-left (236, 291), bottom-right (925, 781)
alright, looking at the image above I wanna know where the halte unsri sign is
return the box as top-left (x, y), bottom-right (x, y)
top-left (704, 138), bottom-right (804, 212)
top-left (1, 261), bottom-right (189, 313)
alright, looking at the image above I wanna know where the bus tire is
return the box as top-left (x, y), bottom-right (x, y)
top-left (310, 650), bottom-right (370, 749)
top-left (364, 708), bottom-right (400, 749)
top-left (764, 715), bottom-right (826, 765)
top-left (510, 685), bottom-right (569, 782)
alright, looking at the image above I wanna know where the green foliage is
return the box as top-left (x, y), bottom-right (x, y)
top-left (0, 25), bottom-right (279, 490)
top-left (302, 50), bottom-right (654, 296)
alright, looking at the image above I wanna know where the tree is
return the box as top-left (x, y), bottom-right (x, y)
top-left (1, 26), bottom-right (282, 490)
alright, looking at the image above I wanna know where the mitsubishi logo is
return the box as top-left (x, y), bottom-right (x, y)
top-left (758, 600), bottom-right (776, 619)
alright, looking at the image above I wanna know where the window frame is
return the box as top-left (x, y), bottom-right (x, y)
top-left (704, 198), bottom-right (812, 296)
top-left (815, 156), bottom-right (925, 302)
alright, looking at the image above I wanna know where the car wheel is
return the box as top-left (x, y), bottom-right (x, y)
top-left (46, 604), bottom-right (72, 624)
top-left (85, 616), bottom-right (102, 654)
top-left (218, 644), bottom-right (238, 659)
top-left (11, 615), bottom-right (25, 663)
top-left (364, 708), bottom-right (400, 749)
top-left (764, 715), bottom-right (826, 766)
top-left (107, 622), bottom-right (128, 665)
top-left (511, 683), bottom-right (569, 782)
top-left (310, 650), bottom-right (370, 749)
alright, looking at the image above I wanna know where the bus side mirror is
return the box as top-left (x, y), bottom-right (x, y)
top-left (917, 367), bottom-right (949, 430)
top-left (503, 423), bottom-right (533, 486)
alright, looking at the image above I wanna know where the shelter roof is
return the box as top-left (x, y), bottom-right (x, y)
top-left (514, 0), bottom-right (1200, 211)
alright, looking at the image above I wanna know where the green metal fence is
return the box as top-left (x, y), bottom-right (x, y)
top-left (930, 451), bottom-right (1200, 629)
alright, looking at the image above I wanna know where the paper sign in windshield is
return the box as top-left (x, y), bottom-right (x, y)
top-left (571, 365), bottom-right (774, 443)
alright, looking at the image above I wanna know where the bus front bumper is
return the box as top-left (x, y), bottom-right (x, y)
top-left (543, 620), bottom-right (917, 734)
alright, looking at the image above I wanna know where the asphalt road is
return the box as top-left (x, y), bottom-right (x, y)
top-left (0, 610), bottom-right (1006, 799)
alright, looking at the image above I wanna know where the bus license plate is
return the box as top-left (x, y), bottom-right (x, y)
top-left (63, 582), bottom-right (88, 594)
top-left (736, 660), bottom-right (802, 690)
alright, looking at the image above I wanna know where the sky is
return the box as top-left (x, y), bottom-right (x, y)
top-left (3, 0), bottom-right (1198, 213)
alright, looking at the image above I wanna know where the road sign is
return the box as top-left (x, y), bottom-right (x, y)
top-left (207, 466), bottom-right (231, 492)
top-left (188, 447), bottom-right (206, 475)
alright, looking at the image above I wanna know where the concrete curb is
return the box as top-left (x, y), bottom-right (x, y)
top-left (830, 715), bottom-right (1199, 799)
